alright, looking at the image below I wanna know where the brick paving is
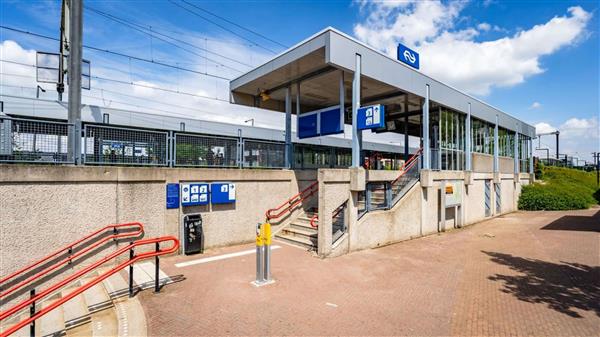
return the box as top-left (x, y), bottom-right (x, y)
top-left (139, 207), bottom-right (600, 336)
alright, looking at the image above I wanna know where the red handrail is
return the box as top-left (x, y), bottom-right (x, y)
top-left (265, 181), bottom-right (318, 221)
top-left (0, 222), bottom-right (144, 287)
top-left (0, 236), bottom-right (179, 337)
top-left (391, 148), bottom-right (423, 186)
top-left (0, 222), bottom-right (144, 299)
top-left (310, 204), bottom-right (344, 228)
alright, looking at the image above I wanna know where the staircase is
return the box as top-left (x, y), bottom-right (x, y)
top-left (1, 270), bottom-right (130, 337)
top-left (275, 208), bottom-right (318, 251)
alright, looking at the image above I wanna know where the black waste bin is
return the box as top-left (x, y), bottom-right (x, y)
top-left (183, 213), bottom-right (203, 255)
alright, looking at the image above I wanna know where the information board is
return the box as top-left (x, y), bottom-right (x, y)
top-left (357, 104), bottom-right (385, 130)
top-left (444, 180), bottom-right (462, 207)
top-left (181, 182), bottom-right (209, 207)
top-left (166, 183), bottom-right (180, 209)
top-left (298, 105), bottom-right (343, 139)
top-left (211, 182), bottom-right (236, 204)
top-left (397, 43), bottom-right (420, 70)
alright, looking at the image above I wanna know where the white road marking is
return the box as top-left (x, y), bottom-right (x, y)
top-left (175, 245), bottom-right (282, 268)
top-left (326, 302), bottom-right (338, 308)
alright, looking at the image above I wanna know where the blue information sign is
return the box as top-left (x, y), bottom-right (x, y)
top-left (211, 183), bottom-right (236, 204)
top-left (181, 183), bottom-right (209, 206)
top-left (298, 114), bottom-right (318, 139)
top-left (298, 106), bottom-right (344, 139)
top-left (397, 43), bottom-right (420, 70)
top-left (166, 183), bottom-right (179, 209)
top-left (357, 104), bottom-right (385, 130)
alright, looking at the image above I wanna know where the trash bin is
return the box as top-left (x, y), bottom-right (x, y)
top-left (183, 213), bottom-right (203, 255)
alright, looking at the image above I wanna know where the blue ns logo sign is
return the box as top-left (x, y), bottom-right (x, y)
top-left (397, 43), bottom-right (420, 70)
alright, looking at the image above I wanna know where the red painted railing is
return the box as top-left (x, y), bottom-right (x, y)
top-left (0, 236), bottom-right (179, 337)
top-left (309, 203), bottom-right (344, 228)
top-left (265, 181), bottom-right (318, 221)
top-left (390, 148), bottom-right (423, 186)
top-left (0, 222), bottom-right (144, 299)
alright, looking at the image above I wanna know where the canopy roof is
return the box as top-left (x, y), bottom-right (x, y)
top-left (230, 27), bottom-right (535, 138)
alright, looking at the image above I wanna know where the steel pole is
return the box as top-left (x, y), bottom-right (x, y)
top-left (493, 115), bottom-right (499, 173)
top-left (67, 0), bottom-right (82, 164)
top-left (465, 103), bottom-right (472, 171)
top-left (422, 85), bottom-right (430, 169)
top-left (352, 54), bottom-right (361, 167)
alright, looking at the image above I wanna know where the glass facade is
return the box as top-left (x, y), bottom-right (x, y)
top-left (430, 106), bottom-right (466, 170)
top-left (471, 118), bottom-right (495, 155)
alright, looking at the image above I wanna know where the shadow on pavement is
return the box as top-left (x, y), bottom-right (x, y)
top-left (483, 251), bottom-right (600, 318)
top-left (540, 210), bottom-right (600, 232)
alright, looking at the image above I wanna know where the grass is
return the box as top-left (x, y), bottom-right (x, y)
top-left (518, 166), bottom-right (600, 211)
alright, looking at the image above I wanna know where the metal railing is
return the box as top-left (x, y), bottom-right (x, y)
top-left (0, 236), bottom-right (179, 337)
top-left (390, 149), bottom-right (422, 206)
top-left (83, 124), bottom-right (169, 166)
top-left (243, 139), bottom-right (285, 168)
top-left (265, 181), bottom-right (318, 221)
top-left (174, 132), bottom-right (238, 168)
top-left (0, 116), bottom-right (73, 164)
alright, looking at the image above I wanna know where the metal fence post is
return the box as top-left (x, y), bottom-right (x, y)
top-left (365, 184), bottom-right (372, 212)
top-left (29, 288), bottom-right (35, 337)
top-left (154, 242), bottom-right (160, 293)
top-left (129, 242), bottom-right (134, 297)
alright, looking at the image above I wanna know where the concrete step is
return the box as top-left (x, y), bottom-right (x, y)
top-left (280, 226), bottom-right (317, 240)
top-left (274, 232), bottom-right (316, 251)
top-left (81, 275), bottom-right (113, 314)
top-left (61, 285), bottom-right (91, 330)
top-left (89, 308), bottom-right (118, 337)
top-left (39, 294), bottom-right (66, 337)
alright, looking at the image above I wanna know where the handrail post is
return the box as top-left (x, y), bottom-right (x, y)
top-left (129, 242), bottom-right (134, 298)
top-left (29, 288), bottom-right (35, 337)
top-left (154, 242), bottom-right (160, 293)
top-left (67, 246), bottom-right (73, 265)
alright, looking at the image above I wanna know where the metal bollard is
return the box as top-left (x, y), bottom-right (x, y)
top-left (254, 223), bottom-right (264, 284)
top-left (263, 222), bottom-right (272, 282)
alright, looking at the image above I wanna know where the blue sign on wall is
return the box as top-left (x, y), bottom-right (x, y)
top-left (166, 183), bottom-right (180, 209)
top-left (357, 104), bottom-right (385, 130)
top-left (211, 183), bottom-right (236, 204)
top-left (181, 183), bottom-right (209, 206)
top-left (397, 43), bottom-right (420, 70)
top-left (298, 113), bottom-right (318, 139)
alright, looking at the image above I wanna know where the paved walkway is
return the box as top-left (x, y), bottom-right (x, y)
top-left (139, 208), bottom-right (600, 336)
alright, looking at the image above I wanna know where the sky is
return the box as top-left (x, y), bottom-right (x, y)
top-left (0, 0), bottom-right (598, 162)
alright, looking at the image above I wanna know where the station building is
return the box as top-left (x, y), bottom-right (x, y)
top-left (1, 28), bottom-right (535, 275)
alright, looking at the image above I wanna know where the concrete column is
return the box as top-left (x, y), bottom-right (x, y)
top-left (422, 84), bottom-right (430, 169)
top-left (465, 103), bottom-right (472, 171)
top-left (67, 0), bottom-right (83, 165)
top-left (285, 86), bottom-right (292, 169)
top-left (493, 114), bottom-right (499, 173)
top-left (352, 54), bottom-right (362, 168)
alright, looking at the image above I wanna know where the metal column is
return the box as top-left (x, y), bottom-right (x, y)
top-left (493, 114), bottom-right (499, 173)
top-left (465, 103), bottom-right (472, 171)
top-left (514, 128), bottom-right (519, 175)
top-left (67, 0), bottom-right (83, 165)
top-left (339, 70), bottom-right (344, 138)
top-left (422, 85), bottom-right (430, 169)
top-left (528, 138), bottom-right (534, 174)
top-left (352, 54), bottom-right (361, 168)
top-left (404, 94), bottom-right (409, 159)
top-left (284, 86), bottom-right (292, 169)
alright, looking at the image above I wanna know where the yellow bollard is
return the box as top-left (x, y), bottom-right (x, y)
top-left (254, 223), bottom-right (264, 284)
top-left (262, 222), bottom-right (272, 281)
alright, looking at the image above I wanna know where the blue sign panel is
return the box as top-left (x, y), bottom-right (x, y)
top-left (181, 183), bottom-right (209, 207)
top-left (211, 183), bottom-right (236, 204)
top-left (397, 43), bottom-right (419, 70)
top-left (357, 104), bottom-right (385, 130)
top-left (166, 183), bottom-right (180, 209)
top-left (298, 114), bottom-right (318, 139)
top-left (320, 107), bottom-right (343, 136)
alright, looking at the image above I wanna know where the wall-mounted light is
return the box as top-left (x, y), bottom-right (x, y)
top-left (180, 122), bottom-right (186, 131)
top-left (102, 113), bottom-right (110, 124)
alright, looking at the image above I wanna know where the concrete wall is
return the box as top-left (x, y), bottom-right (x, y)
top-left (316, 168), bottom-right (532, 257)
top-left (0, 164), bottom-right (315, 275)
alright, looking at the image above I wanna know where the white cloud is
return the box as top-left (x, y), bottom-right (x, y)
top-left (353, 2), bottom-right (592, 95)
top-left (535, 122), bottom-right (557, 134)
top-left (477, 23), bottom-right (491, 31)
top-left (529, 102), bottom-right (542, 109)
top-left (534, 117), bottom-right (599, 161)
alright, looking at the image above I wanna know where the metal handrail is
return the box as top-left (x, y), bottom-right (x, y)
top-left (265, 181), bottom-right (318, 221)
top-left (391, 148), bottom-right (423, 186)
top-left (309, 202), bottom-right (344, 228)
top-left (0, 222), bottom-right (144, 293)
top-left (0, 236), bottom-right (179, 337)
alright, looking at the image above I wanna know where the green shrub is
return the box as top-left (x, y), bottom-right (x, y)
top-left (534, 161), bottom-right (544, 180)
top-left (518, 167), bottom-right (599, 210)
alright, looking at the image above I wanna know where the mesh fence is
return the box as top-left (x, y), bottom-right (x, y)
top-left (0, 116), bottom-right (72, 164)
top-left (83, 124), bottom-right (168, 166)
top-left (242, 140), bottom-right (285, 168)
top-left (174, 133), bottom-right (238, 167)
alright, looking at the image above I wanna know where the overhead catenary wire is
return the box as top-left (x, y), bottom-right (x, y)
top-left (168, 0), bottom-right (279, 54)
top-left (0, 25), bottom-right (232, 81)
top-left (84, 6), bottom-right (250, 72)
top-left (0, 60), bottom-right (230, 103)
top-left (178, 0), bottom-right (288, 49)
